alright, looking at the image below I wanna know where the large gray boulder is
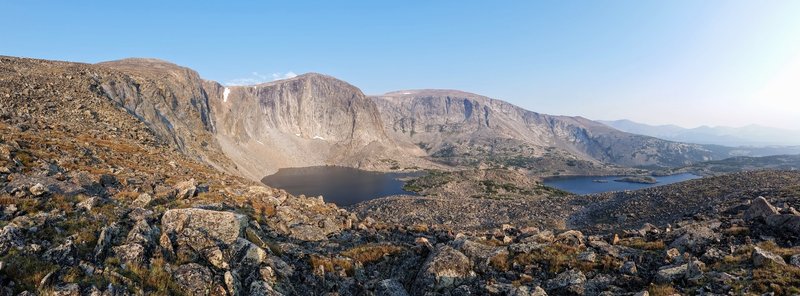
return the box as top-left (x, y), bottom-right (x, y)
top-left (656, 264), bottom-right (688, 283)
top-left (546, 269), bottom-right (586, 295)
top-left (752, 247), bottom-right (786, 267)
top-left (161, 208), bottom-right (248, 250)
top-left (744, 196), bottom-right (779, 221)
top-left (411, 245), bottom-right (475, 293)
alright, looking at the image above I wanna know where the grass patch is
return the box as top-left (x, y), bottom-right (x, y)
top-left (122, 256), bottom-right (183, 295)
top-left (617, 237), bottom-right (666, 250)
top-left (0, 249), bottom-right (58, 293)
top-left (649, 284), bottom-right (679, 296)
top-left (309, 255), bottom-right (354, 276)
top-left (341, 244), bottom-right (404, 264)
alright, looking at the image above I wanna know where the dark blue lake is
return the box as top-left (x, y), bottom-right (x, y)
top-left (543, 173), bottom-right (701, 195)
top-left (261, 166), bottom-right (423, 206)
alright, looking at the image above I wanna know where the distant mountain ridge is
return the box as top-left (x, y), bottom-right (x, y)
top-left (0, 55), bottom-right (740, 181)
top-left (600, 119), bottom-right (800, 147)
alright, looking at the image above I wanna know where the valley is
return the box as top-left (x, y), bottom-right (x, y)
top-left (1, 55), bottom-right (799, 295)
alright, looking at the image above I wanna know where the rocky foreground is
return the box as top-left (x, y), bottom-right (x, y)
top-left (2, 116), bottom-right (800, 295)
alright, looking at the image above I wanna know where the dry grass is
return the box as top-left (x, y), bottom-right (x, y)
top-left (649, 284), bottom-right (679, 296)
top-left (617, 237), bottom-right (666, 250)
top-left (0, 249), bottom-right (59, 293)
top-left (489, 252), bottom-right (511, 271)
top-left (513, 243), bottom-right (586, 273)
top-left (723, 226), bottom-right (750, 236)
top-left (124, 256), bottom-right (183, 295)
top-left (309, 255), bottom-right (355, 276)
top-left (341, 244), bottom-right (404, 264)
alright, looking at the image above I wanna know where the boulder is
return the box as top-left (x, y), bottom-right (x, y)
top-left (555, 230), bottom-right (584, 247)
top-left (173, 263), bottom-right (214, 295)
top-left (161, 208), bottom-right (247, 250)
top-left (51, 283), bottom-right (80, 296)
top-left (0, 224), bottom-right (23, 255)
top-left (76, 197), bottom-right (99, 212)
top-left (486, 283), bottom-right (536, 296)
top-left (126, 219), bottom-right (158, 246)
top-left (546, 269), bottom-right (586, 295)
top-left (578, 251), bottom-right (597, 263)
top-left (29, 183), bottom-right (48, 196)
top-left (764, 214), bottom-right (800, 235)
top-left (686, 260), bottom-right (705, 279)
top-left (789, 254), bottom-right (800, 268)
top-left (131, 193), bottom-right (153, 208)
top-left (94, 223), bottom-right (119, 261)
top-left (521, 230), bottom-right (554, 244)
top-left (744, 196), bottom-right (779, 221)
top-left (288, 224), bottom-right (327, 241)
top-left (655, 264), bottom-right (688, 283)
top-left (249, 281), bottom-right (283, 296)
top-left (667, 221), bottom-right (721, 254)
top-left (412, 245), bottom-right (475, 293)
top-left (112, 243), bottom-right (146, 265)
top-left (376, 279), bottom-right (410, 296)
top-left (752, 247), bottom-right (786, 267)
top-left (43, 240), bottom-right (76, 265)
top-left (175, 179), bottom-right (198, 199)
top-left (620, 261), bottom-right (637, 275)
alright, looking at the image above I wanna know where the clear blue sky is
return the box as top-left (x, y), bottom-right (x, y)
top-left (3, 1), bottom-right (800, 129)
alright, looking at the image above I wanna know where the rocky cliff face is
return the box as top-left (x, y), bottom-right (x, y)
top-left (206, 73), bottom-right (428, 180)
top-left (373, 90), bottom-right (715, 171)
top-left (94, 59), bottom-right (234, 171)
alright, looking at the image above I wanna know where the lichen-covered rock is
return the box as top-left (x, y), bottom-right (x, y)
top-left (249, 280), bottom-right (283, 296)
top-left (288, 224), bottom-right (328, 241)
top-left (174, 178), bottom-right (198, 199)
top-left (112, 243), bottom-right (146, 265)
top-left (752, 247), bottom-right (786, 267)
top-left (744, 196), bottom-right (779, 221)
top-left (94, 223), bottom-right (119, 261)
top-left (376, 278), bottom-right (410, 296)
top-left (412, 245), bottom-right (475, 293)
top-left (131, 193), bottom-right (152, 208)
top-left (43, 240), bottom-right (76, 265)
top-left (173, 263), bottom-right (214, 295)
top-left (161, 208), bottom-right (247, 250)
top-left (546, 269), bottom-right (586, 295)
top-left (656, 264), bottom-right (688, 283)
top-left (667, 220), bottom-right (721, 254)
top-left (0, 224), bottom-right (23, 255)
top-left (555, 230), bottom-right (584, 247)
top-left (29, 183), bottom-right (48, 196)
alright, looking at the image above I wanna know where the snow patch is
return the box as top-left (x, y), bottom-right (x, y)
top-left (295, 133), bottom-right (301, 137)
top-left (223, 88), bottom-right (231, 102)
top-left (313, 135), bottom-right (325, 140)
top-left (402, 92), bottom-right (412, 95)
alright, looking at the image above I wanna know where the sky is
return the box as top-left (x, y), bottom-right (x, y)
top-left (2, 1), bottom-right (800, 130)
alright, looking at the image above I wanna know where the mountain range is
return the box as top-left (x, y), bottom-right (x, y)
top-left (600, 119), bottom-right (800, 147)
top-left (2, 56), bottom-right (733, 182)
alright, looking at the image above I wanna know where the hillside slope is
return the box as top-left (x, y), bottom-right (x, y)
top-left (373, 90), bottom-right (716, 173)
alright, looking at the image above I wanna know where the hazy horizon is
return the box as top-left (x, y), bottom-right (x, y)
top-left (4, 1), bottom-right (800, 130)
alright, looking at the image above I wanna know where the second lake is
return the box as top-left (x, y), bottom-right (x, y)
top-left (543, 173), bottom-right (701, 195)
